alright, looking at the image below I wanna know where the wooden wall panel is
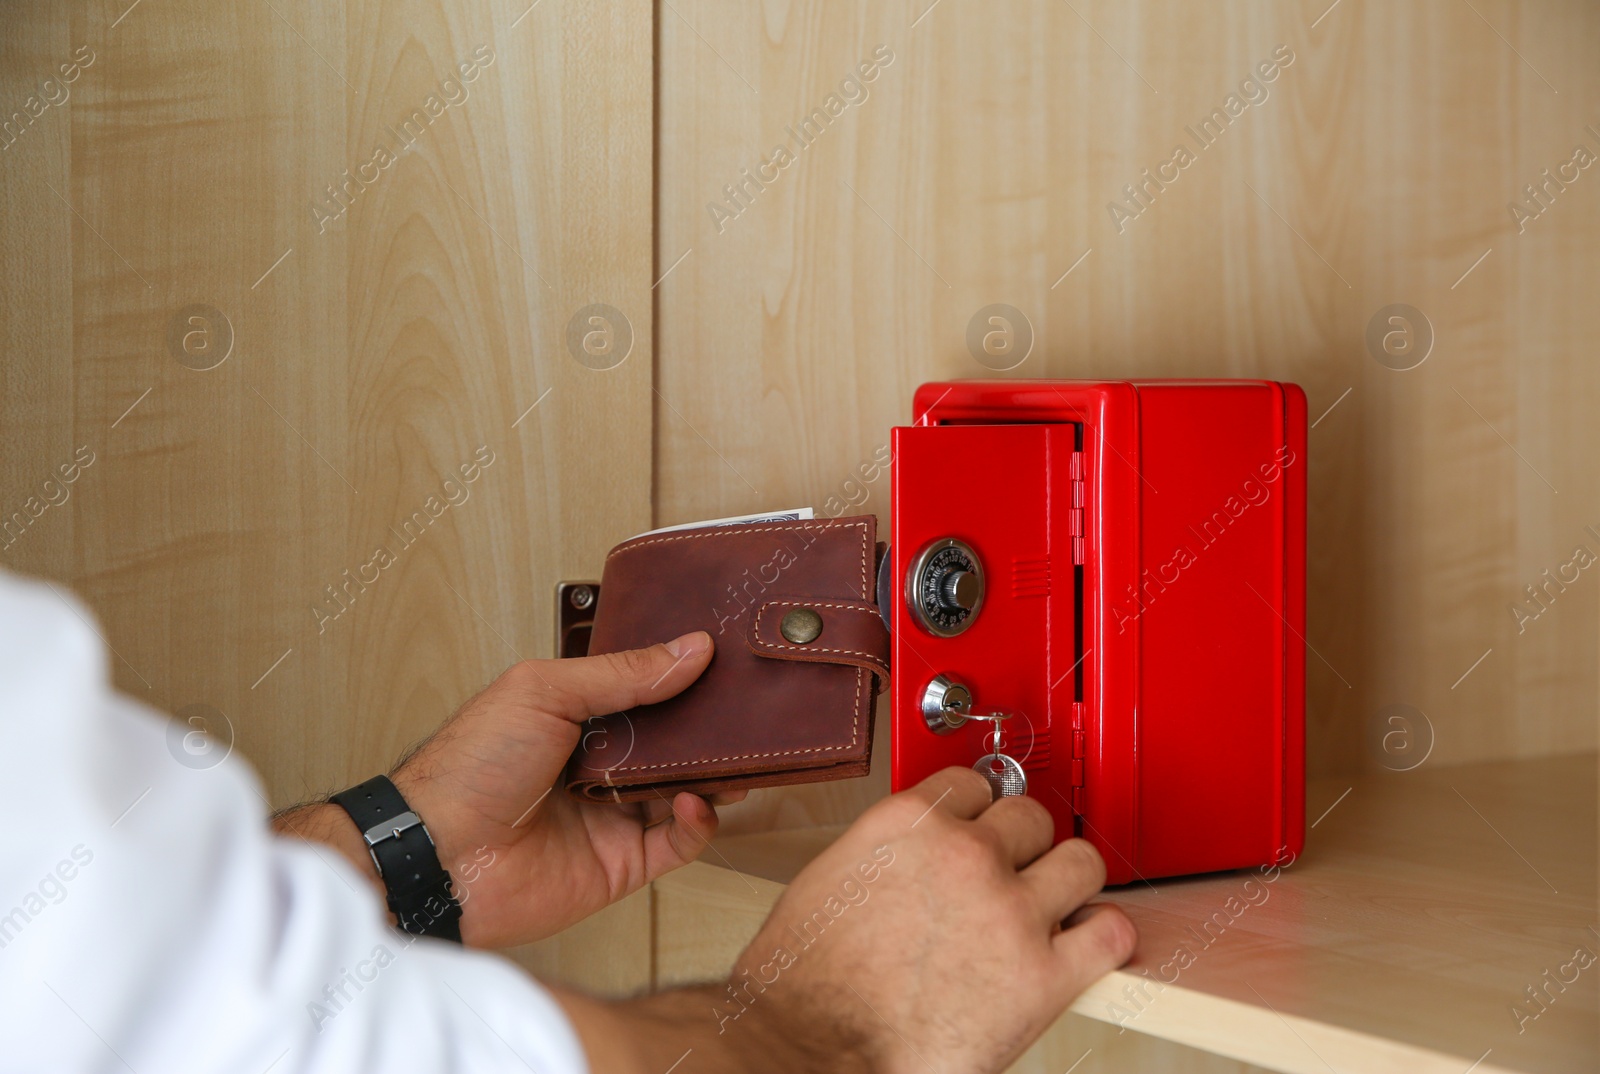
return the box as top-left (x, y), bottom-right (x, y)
top-left (0, 0), bottom-right (655, 991)
top-left (655, 0), bottom-right (1600, 837)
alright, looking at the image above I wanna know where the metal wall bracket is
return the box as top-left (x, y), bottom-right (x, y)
top-left (557, 581), bottom-right (600, 658)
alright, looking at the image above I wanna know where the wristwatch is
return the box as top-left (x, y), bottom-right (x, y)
top-left (331, 775), bottom-right (463, 942)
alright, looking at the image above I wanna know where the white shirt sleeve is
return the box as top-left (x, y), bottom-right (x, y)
top-left (0, 573), bottom-right (589, 1074)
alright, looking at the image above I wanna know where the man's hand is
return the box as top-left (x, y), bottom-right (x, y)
top-left (558, 767), bottom-right (1137, 1074)
top-left (276, 631), bottom-right (738, 949)
top-left (728, 766), bottom-right (1137, 1071)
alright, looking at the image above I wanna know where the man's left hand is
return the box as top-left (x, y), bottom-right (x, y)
top-left (278, 631), bottom-right (736, 948)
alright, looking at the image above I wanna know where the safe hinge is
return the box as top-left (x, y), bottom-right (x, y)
top-left (1068, 701), bottom-right (1087, 813)
top-left (1069, 451), bottom-right (1086, 565)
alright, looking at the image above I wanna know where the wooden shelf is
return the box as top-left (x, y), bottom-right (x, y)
top-left (654, 753), bottom-right (1597, 1074)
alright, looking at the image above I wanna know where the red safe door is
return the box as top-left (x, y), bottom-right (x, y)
top-left (890, 422), bottom-right (1082, 846)
top-left (889, 380), bottom-right (1306, 886)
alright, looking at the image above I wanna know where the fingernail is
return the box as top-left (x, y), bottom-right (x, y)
top-left (666, 631), bottom-right (709, 659)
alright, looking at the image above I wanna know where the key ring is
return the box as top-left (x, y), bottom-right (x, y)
top-left (968, 710), bottom-right (1010, 754)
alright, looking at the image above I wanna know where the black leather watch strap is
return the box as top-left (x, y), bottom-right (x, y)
top-left (331, 775), bottom-right (463, 943)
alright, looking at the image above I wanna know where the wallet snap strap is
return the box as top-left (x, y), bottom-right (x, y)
top-left (747, 598), bottom-right (890, 692)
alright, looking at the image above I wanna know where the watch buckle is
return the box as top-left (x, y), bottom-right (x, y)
top-left (361, 810), bottom-right (423, 847)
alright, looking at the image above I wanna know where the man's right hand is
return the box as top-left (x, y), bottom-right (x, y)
top-left (728, 767), bottom-right (1137, 1072)
top-left (556, 767), bottom-right (1137, 1074)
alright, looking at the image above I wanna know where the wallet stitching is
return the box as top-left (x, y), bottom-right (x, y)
top-left (751, 601), bottom-right (889, 670)
top-left (596, 519), bottom-right (872, 775)
top-left (607, 518), bottom-right (872, 598)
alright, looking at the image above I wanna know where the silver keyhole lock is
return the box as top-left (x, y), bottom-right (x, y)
top-left (921, 674), bottom-right (973, 734)
top-left (906, 538), bottom-right (985, 637)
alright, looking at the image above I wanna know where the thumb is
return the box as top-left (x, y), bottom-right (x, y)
top-left (525, 631), bottom-right (714, 723)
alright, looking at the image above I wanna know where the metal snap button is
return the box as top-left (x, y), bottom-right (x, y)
top-left (779, 607), bottom-right (824, 644)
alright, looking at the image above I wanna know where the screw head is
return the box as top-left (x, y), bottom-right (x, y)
top-left (569, 585), bottom-right (595, 610)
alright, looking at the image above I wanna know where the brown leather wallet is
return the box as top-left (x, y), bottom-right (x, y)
top-left (565, 515), bottom-right (889, 803)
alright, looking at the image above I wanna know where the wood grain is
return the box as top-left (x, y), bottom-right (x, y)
top-left (654, 753), bottom-right (1599, 1074)
top-left (0, 0), bottom-right (655, 992)
top-left (655, 0), bottom-right (1600, 843)
top-left (514, 887), bottom-right (654, 1000)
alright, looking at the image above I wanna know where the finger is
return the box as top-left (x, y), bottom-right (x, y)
top-left (645, 791), bottom-right (742, 822)
top-left (520, 631), bottom-right (714, 722)
top-left (1063, 901), bottom-right (1124, 930)
top-left (973, 795), bottom-right (1055, 868)
top-left (1051, 903), bottom-right (1138, 996)
top-left (902, 766), bottom-right (996, 822)
top-left (642, 791), bottom-right (719, 879)
top-left (1020, 837), bottom-right (1108, 923)
top-left (640, 797), bottom-right (675, 827)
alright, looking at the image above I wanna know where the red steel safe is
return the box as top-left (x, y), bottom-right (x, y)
top-left (888, 380), bottom-right (1306, 884)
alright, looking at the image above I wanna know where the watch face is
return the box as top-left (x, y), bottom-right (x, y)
top-left (907, 538), bottom-right (984, 637)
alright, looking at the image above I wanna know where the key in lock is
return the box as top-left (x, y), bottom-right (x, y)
top-left (919, 675), bottom-right (1027, 799)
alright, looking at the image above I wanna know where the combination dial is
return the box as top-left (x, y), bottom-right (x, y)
top-left (906, 538), bottom-right (985, 637)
